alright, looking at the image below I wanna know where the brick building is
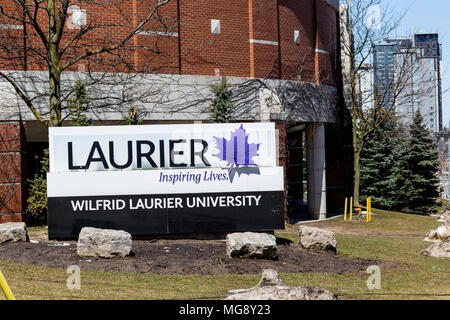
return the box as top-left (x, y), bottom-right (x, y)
top-left (0, 0), bottom-right (352, 224)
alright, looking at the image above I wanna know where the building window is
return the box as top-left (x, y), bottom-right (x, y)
top-left (294, 30), bottom-right (300, 44)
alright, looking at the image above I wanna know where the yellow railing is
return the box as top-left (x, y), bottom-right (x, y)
top-left (0, 271), bottom-right (16, 300)
top-left (344, 197), bottom-right (372, 223)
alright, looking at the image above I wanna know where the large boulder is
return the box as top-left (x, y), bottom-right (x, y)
top-left (225, 269), bottom-right (337, 300)
top-left (226, 232), bottom-right (277, 260)
top-left (77, 227), bottom-right (132, 258)
top-left (424, 229), bottom-right (439, 242)
top-left (421, 241), bottom-right (450, 259)
top-left (424, 225), bottom-right (450, 242)
top-left (436, 226), bottom-right (450, 242)
top-left (0, 222), bottom-right (28, 243)
top-left (297, 226), bottom-right (337, 253)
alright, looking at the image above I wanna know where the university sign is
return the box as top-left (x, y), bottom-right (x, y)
top-left (47, 123), bottom-right (285, 239)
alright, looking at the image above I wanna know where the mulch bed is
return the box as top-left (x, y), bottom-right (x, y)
top-left (0, 239), bottom-right (375, 275)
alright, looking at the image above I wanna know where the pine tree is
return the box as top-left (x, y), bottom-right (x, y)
top-left (360, 119), bottom-right (398, 209)
top-left (68, 81), bottom-right (91, 126)
top-left (391, 111), bottom-right (439, 214)
top-left (386, 127), bottom-right (410, 211)
top-left (210, 75), bottom-right (234, 123)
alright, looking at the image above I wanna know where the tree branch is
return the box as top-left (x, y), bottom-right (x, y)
top-left (0, 71), bottom-right (48, 126)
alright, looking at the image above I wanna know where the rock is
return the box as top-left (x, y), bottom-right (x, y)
top-left (424, 225), bottom-right (450, 242)
top-left (0, 222), bottom-right (29, 243)
top-left (77, 227), bottom-right (132, 258)
top-left (424, 229), bottom-right (439, 242)
top-left (421, 241), bottom-right (450, 259)
top-left (436, 225), bottom-right (450, 242)
top-left (437, 212), bottom-right (450, 226)
top-left (255, 269), bottom-right (285, 287)
top-left (297, 226), bottom-right (337, 253)
top-left (225, 285), bottom-right (338, 300)
top-left (225, 269), bottom-right (337, 300)
top-left (226, 232), bottom-right (277, 260)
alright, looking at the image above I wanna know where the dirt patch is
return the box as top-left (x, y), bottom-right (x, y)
top-left (0, 239), bottom-right (375, 275)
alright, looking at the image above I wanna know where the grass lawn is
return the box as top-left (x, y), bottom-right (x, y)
top-left (1, 207), bottom-right (449, 300)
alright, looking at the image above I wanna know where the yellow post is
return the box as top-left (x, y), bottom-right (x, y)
top-left (344, 198), bottom-right (348, 221)
top-left (366, 198), bottom-right (370, 223)
top-left (368, 198), bottom-right (372, 222)
top-left (349, 197), bottom-right (353, 221)
top-left (0, 271), bottom-right (16, 300)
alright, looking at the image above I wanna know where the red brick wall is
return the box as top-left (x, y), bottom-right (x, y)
top-left (0, 0), bottom-right (339, 85)
top-left (250, 0), bottom-right (279, 79)
top-left (179, 0), bottom-right (251, 77)
top-left (134, 0), bottom-right (180, 73)
top-left (0, 122), bottom-right (26, 222)
top-left (278, 0), bottom-right (316, 82)
top-left (315, 0), bottom-right (338, 86)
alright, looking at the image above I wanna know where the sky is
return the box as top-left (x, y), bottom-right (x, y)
top-left (380, 0), bottom-right (449, 128)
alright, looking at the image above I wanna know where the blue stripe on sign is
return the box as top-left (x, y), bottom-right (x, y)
top-left (245, 136), bottom-right (249, 166)
top-left (222, 138), bottom-right (227, 161)
top-left (234, 136), bottom-right (238, 164)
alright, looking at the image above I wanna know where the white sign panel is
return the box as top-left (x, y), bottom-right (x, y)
top-left (47, 122), bottom-right (284, 239)
top-left (49, 123), bottom-right (277, 173)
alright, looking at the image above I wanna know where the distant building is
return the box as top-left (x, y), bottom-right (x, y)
top-left (414, 33), bottom-right (443, 134)
top-left (372, 33), bottom-right (442, 135)
top-left (372, 38), bottom-right (412, 110)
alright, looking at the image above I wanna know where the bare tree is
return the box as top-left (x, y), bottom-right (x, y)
top-left (340, 0), bottom-right (434, 205)
top-left (0, 0), bottom-right (180, 127)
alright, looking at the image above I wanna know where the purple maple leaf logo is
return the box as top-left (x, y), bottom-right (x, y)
top-left (213, 124), bottom-right (261, 171)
